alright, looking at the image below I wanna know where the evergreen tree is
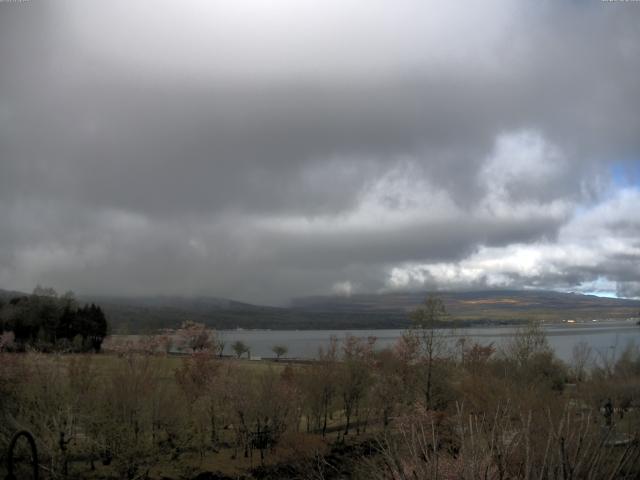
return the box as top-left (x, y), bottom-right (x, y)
top-left (0, 291), bottom-right (109, 352)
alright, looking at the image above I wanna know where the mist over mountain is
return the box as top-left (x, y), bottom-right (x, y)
top-left (2, 2), bottom-right (640, 303)
top-left (4, 288), bottom-right (638, 332)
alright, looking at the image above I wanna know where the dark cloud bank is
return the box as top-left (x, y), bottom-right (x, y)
top-left (1, 0), bottom-right (639, 304)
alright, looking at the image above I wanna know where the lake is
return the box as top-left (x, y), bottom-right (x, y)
top-left (217, 320), bottom-right (640, 363)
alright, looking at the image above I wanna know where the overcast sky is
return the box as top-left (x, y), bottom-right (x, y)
top-left (1, 0), bottom-right (639, 304)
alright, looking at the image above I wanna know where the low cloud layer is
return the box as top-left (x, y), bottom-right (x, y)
top-left (1, 1), bottom-right (639, 304)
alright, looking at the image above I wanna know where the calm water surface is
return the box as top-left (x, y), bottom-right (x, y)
top-left (217, 320), bottom-right (640, 362)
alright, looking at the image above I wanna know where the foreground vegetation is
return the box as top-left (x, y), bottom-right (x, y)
top-left (1, 297), bottom-right (640, 479)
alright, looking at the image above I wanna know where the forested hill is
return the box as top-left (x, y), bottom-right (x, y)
top-left (2, 289), bottom-right (639, 333)
top-left (293, 290), bottom-right (640, 322)
top-left (77, 294), bottom-right (399, 332)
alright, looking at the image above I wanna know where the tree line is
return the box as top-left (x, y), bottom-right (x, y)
top-left (0, 286), bottom-right (108, 352)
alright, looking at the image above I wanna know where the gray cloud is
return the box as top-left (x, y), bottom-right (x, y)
top-left (1, 0), bottom-right (639, 303)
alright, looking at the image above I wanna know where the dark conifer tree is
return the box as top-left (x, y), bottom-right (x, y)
top-left (0, 293), bottom-right (108, 352)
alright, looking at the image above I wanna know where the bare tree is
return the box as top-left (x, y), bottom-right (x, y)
top-left (339, 335), bottom-right (376, 435)
top-left (410, 294), bottom-right (450, 410)
top-left (272, 345), bottom-right (288, 361)
top-left (503, 321), bottom-right (550, 367)
top-left (215, 335), bottom-right (226, 357)
top-left (231, 340), bottom-right (250, 359)
top-left (176, 321), bottom-right (215, 353)
top-left (571, 340), bottom-right (593, 383)
top-left (301, 336), bottom-right (338, 437)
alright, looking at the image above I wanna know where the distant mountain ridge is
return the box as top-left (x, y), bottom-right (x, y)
top-left (292, 290), bottom-right (640, 322)
top-left (81, 294), bottom-right (271, 312)
top-left (0, 288), bottom-right (27, 300)
top-left (1, 288), bottom-right (639, 333)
